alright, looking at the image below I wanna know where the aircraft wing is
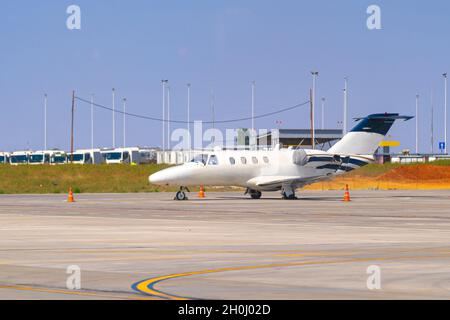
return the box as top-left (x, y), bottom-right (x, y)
top-left (246, 175), bottom-right (325, 190)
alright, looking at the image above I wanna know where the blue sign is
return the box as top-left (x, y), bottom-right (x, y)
top-left (439, 142), bottom-right (445, 150)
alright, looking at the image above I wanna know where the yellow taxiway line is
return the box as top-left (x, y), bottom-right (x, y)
top-left (133, 253), bottom-right (450, 300)
top-left (0, 284), bottom-right (159, 300)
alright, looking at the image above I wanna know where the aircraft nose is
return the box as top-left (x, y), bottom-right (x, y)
top-left (149, 170), bottom-right (166, 185)
top-left (149, 166), bottom-right (185, 185)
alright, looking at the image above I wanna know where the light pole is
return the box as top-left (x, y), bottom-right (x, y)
top-left (112, 88), bottom-right (116, 148)
top-left (311, 71), bottom-right (318, 148)
top-left (415, 94), bottom-right (419, 154)
top-left (161, 80), bottom-right (168, 152)
top-left (123, 98), bottom-right (127, 148)
top-left (210, 90), bottom-right (216, 146)
top-left (444, 73), bottom-right (448, 154)
top-left (321, 97), bottom-right (325, 130)
top-left (431, 89), bottom-right (434, 154)
top-left (251, 81), bottom-right (256, 149)
top-left (70, 91), bottom-right (75, 163)
top-left (44, 93), bottom-right (47, 150)
top-left (167, 85), bottom-right (171, 150)
top-left (91, 94), bottom-right (94, 150)
top-left (251, 80), bottom-right (255, 132)
top-left (211, 90), bottom-right (215, 129)
top-left (187, 83), bottom-right (191, 152)
top-left (343, 77), bottom-right (348, 135)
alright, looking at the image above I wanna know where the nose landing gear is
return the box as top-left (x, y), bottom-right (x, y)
top-left (174, 186), bottom-right (190, 201)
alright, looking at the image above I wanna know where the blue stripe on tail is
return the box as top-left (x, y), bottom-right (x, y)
top-left (351, 113), bottom-right (413, 135)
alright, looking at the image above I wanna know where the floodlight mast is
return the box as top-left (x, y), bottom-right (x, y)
top-left (310, 71), bottom-right (318, 148)
top-left (444, 73), bottom-right (448, 154)
top-left (112, 88), bottom-right (116, 148)
top-left (161, 80), bottom-right (168, 152)
top-left (343, 77), bottom-right (348, 135)
top-left (416, 94), bottom-right (419, 154)
top-left (44, 93), bottom-right (48, 150)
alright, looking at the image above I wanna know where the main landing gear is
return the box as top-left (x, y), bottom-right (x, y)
top-left (245, 188), bottom-right (262, 199)
top-left (174, 186), bottom-right (190, 201)
top-left (281, 186), bottom-right (297, 200)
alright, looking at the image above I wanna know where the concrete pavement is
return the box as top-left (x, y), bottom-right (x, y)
top-left (0, 190), bottom-right (450, 299)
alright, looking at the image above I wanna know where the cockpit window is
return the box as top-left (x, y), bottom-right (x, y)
top-left (208, 155), bottom-right (219, 165)
top-left (190, 154), bottom-right (208, 165)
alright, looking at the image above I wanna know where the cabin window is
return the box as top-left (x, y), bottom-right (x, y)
top-left (190, 154), bottom-right (208, 165)
top-left (229, 157), bottom-right (236, 165)
top-left (208, 155), bottom-right (219, 165)
top-left (252, 157), bottom-right (258, 164)
top-left (241, 157), bottom-right (247, 164)
top-left (263, 156), bottom-right (269, 163)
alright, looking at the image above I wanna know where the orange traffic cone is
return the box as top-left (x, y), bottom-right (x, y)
top-left (343, 184), bottom-right (351, 202)
top-left (198, 185), bottom-right (205, 198)
top-left (67, 187), bottom-right (75, 203)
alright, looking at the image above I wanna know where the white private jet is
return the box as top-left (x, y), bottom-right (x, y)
top-left (150, 113), bottom-right (412, 200)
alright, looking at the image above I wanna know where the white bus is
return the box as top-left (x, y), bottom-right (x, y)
top-left (138, 148), bottom-right (158, 164)
top-left (50, 151), bottom-right (68, 165)
top-left (102, 147), bottom-right (141, 164)
top-left (68, 149), bottom-right (103, 164)
top-left (9, 151), bottom-right (31, 165)
top-left (0, 152), bottom-right (10, 164)
top-left (28, 151), bottom-right (51, 165)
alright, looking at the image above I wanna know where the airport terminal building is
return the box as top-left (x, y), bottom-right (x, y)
top-left (257, 128), bottom-right (343, 149)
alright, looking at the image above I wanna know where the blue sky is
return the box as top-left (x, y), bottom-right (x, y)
top-left (1, 0), bottom-right (449, 152)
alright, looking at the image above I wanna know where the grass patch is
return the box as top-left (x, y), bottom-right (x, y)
top-left (430, 160), bottom-right (450, 166)
top-left (0, 164), bottom-right (172, 194)
top-left (349, 160), bottom-right (450, 177)
top-left (0, 161), bottom-right (449, 194)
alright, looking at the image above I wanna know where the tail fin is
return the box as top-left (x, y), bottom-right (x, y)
top-left (328, 113), bottom-right (413, 155)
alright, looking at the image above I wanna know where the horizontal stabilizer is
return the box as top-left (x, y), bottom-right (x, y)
top-left (328, 113), bottom-right (412, 155)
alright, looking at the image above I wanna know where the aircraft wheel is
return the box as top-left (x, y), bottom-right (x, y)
top-left (281, 191), bottom-right (297, 200)
top-left (175, 191), bottom-right (187, 201)
top-left (250, 190), bottom-right (262, 199)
